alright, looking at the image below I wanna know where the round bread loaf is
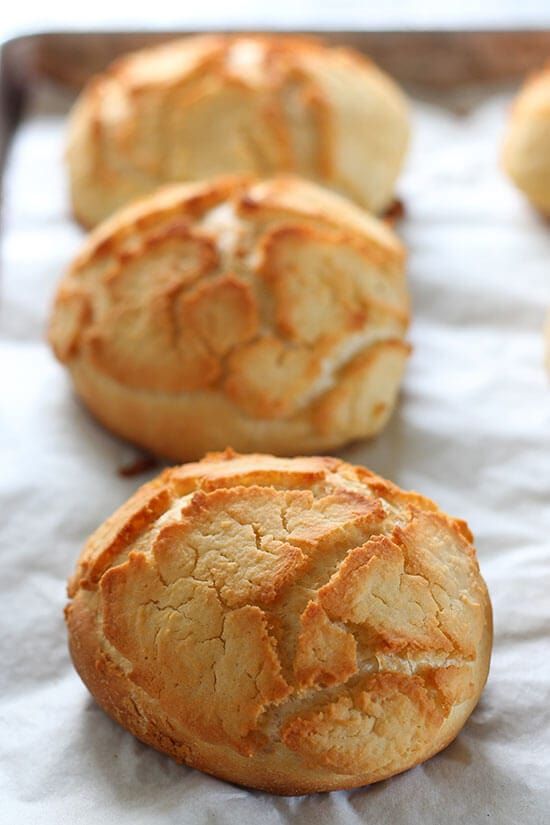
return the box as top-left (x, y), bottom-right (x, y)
top-left (67, 34), bottom-right (410, 227)
top-left (503, 63), bottom-right (550, 214)
top-left (49, 175), bottom-right (410, 460)
top-left (66, 450), bottom-right (492, 795)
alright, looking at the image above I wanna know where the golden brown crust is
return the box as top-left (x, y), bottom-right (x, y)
top-left (503, 62), bottom-right (550, 214)
top-left (66, 451), bottom-right (492, 794)
top-left (67, 34), bottom-right (410, 227)
top-left (50, 175), bottom-right (410, 460)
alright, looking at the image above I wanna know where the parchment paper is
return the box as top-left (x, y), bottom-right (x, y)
top-left (1, 81), bottom-right (549, 824)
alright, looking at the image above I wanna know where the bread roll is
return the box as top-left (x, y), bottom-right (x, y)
top-left (67, 34), bottom-right (410, 227)
top-left (503, 63), bottom-right (550, 214)
top-left (66, 450), bottom-right (492, 795)
top-left (49, 175), bottom-right (410, 460)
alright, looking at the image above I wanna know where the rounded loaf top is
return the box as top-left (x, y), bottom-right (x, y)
top-left (49, 175), bottom-right (410, 460)
top-left (66, 450), bottom-right (492, 795)
top-left (503, 62), bottom-right (550, 214)
top-left (67, 34), bottom-right (410, 226)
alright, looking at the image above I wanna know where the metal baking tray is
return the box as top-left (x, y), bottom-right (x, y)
top-left (2, 28), bottom-right (550, 198)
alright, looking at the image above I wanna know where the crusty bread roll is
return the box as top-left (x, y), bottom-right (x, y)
top-left (49, 175), bottom-right (410, 460)
top-left (503, 63), bottom-right (550, 214)
top-left (67, 34), bottom-right (410, 227)
top-left (66, 450), bottom-right (492, 795)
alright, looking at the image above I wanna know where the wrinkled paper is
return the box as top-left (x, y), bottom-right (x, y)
top-left (1, 82), bottom-right (549, 824)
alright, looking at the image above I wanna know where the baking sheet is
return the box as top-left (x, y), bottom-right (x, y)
top-left (1, 75), bottom-right (550, 824)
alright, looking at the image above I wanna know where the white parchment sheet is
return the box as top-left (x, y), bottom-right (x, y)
top-left (1, 83), bottom-right (549, 824)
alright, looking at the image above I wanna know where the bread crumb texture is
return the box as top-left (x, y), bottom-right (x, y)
top-left (66, 451), bottom-right (492, 794)
top-left (67, 34), bottom-right (409, 226)
top-left (50, 176), bottom-right (410, 460)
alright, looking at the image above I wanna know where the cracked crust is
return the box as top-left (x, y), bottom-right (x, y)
top-left (67, 34), bottom-right (410, 227)
top-left (66, 450), bottom-right (492, 794)
top-left (503, 62), bottom-right (550, 214)
top-left (49, 175), bottom-right (410, 460)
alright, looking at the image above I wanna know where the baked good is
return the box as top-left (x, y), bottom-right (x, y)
top-left (503, 63), bottom-right (550, 214)
top-left (65, 450), bottom-right (493, 795)
top-left (67, 34), bottom-right (410, 227)
top-left (49, 175), bottom-right (410, 460)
